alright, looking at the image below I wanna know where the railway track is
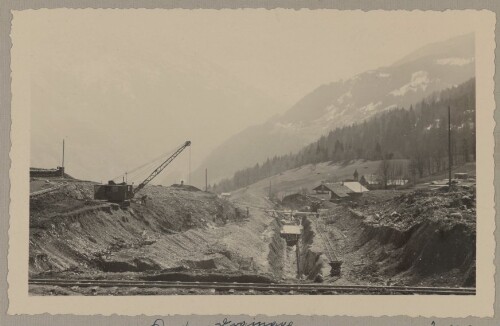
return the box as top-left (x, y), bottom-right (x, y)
top-left (29, 278), bottom-right (476, 295)
top-left (314, 219), bottom-right (339, 262)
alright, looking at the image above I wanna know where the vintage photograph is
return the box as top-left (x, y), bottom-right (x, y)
top-left (25, 9), bottom-right (478, 297)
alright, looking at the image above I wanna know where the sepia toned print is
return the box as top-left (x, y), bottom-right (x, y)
top-left (8, 8), bottom-right (495, 317)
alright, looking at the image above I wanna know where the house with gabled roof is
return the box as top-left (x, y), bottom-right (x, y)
top-left (312, 181), bottom-right (368, 201)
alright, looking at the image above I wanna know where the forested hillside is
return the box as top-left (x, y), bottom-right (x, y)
top-left (197, 34), bottom-right (474, 184)
top-left (214, 78), bottom-right (475, 192)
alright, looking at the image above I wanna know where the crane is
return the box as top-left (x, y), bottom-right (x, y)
top-left (94, 141), bottom-right (191, 205)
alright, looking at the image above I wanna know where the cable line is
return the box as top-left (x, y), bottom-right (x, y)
top-left (110, 144), bottom-right (181, 182)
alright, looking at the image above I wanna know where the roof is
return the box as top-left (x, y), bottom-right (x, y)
top-left (312, 184), bottom-right (331, 191)
top-left (327, 184), bottom-right (351, 198)
top-left (314, 183), bottom-right (351, 198)
top-left (281, 225), bottom-right (302, 235)
top-left (313, 182), bottom-right (369, 198)
top-left (343, 182), bottom-right (369, 193)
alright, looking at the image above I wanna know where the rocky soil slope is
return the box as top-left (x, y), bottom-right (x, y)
top-left (290, 187), bottom-right (476, 287)
top-left (29, 180), bottom-right (278, 284)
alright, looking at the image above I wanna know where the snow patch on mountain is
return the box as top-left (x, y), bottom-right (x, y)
top-left (360, 101), bottom-right (382, 113)
top-left (337, 91), bottom-right (353, 104)
top-left (324, 104), bottom-right (337, 112)
top-left (436, 57), bottom-right (474, 66)
top-left (323, 107), bottom-right (341, 122)
top-left (383, 104), bottom-right (398, 111)
top-left (390, 71), bottom-right (430, 96)
top-left (275, 121), bottom-right (299, 129)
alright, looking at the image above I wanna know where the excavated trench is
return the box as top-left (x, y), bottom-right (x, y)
top-left (30, 181), bottom-right (475, 289)
top-left (297, 217), bottom-right (330, 281)
top-left (267, 203), bottom-right (476, 287)
top-left (264, 214), bottom-right (330, 282)
top-left (266, 218), bottom-right (301, 280)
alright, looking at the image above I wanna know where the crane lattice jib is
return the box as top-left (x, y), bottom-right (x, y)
top-left (133, 141), bottom-right (191, 194)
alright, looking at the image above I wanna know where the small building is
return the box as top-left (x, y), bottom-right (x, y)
top-left (311, 183), bottom-right (334, 201)
top-left (313, 183), bottom-right (331, 195)
top-left (280, 225), bottom-right (302, 246)
top-left (312, 181), bottom-right (368, 201)
top-left (360, 174), bottom-right (408, 189)
top-left (387, 179), bottom-right (409, 186)
top-left (454, 173), bottom-right (469, 180)
top-left (327, 183), bottom-right (352, 200)
top-left (30, 167), bottom-right (65, 178)
top-left (359, 174), bottom-right (381, 188)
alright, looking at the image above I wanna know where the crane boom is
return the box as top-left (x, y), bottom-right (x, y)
top-left (133, 141), bottom-right (191, 194)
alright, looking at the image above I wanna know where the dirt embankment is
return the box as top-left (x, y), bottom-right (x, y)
top-left (321, 187), bottom-right (476, 287)
top-left (29, 182), bottom-right (251, 277)
top-left (266, 219), bottom-right (287, 279)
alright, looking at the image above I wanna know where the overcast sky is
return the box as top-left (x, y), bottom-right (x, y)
top-left (17, 9), bottom-right (480, 183)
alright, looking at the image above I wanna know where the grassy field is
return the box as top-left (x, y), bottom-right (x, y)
top-left (235, 159), bottom-right (398, 199)
top-left (233, 159), bottom-right (475, 200)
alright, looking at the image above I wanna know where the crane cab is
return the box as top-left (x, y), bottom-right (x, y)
top-left (94, 181), bottom-right (134, 203)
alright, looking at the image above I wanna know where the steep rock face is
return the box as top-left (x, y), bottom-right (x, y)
top-left (198, 34), bottom-right (474, 182)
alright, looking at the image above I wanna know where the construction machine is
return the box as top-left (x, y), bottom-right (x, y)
top-left (94, 141), bottom-right (191, 205)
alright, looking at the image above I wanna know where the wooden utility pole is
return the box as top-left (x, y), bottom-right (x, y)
top-left (188, 146), bottom-right (191, 185)
top-left (448, 106), bottom-right (452, 190)
top-left (269, 179), bottom-right (272, 198)
top-left (205, 168), bottom-right (208, 191)
top-left (62, 139), bottom-right (65, 168)
top-left (61, 139), bottom-right (65, 177)
top-left (296, 238), bottom-right (301, 279)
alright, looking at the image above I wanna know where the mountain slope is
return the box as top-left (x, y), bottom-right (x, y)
top-left (196, 34), bottom-right (474, 184)
top-left (214, 79), bottom-right (475, 192)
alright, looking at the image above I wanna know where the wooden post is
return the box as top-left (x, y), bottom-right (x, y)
top-left (205, 168), bottom-right (208, 191)
top-left (448, 106), bottom-right (452, 190)
top-left (269, 179), bottom-right (272, 199)
top-left (188, 146), bottom-right (191, 185)
top-left (296, 238), bottom-right (300, 278)
top-left (62, 139), bottom-right (65, 168)
top-left (61, 139), bottom-right (65, 177)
